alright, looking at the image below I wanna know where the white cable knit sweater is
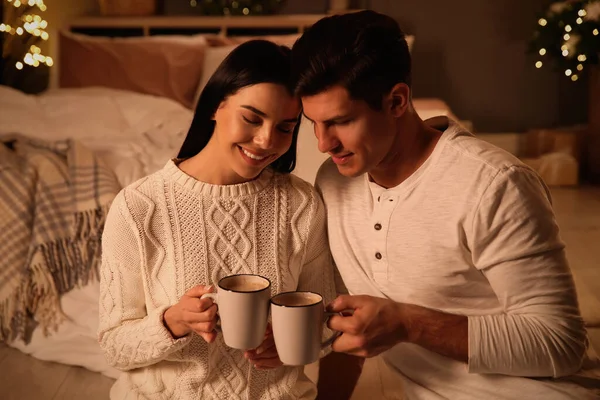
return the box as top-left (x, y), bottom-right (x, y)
top-left (98, 160), bottom-right (336, 400)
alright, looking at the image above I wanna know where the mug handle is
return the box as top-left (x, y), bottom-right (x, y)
top-left (321, 311), bottom-right (343, 349)
top-left (200, 293), bottom-right (222, 333)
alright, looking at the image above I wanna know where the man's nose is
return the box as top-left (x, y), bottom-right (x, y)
top-left (315, 124), bottom-right (341, 154)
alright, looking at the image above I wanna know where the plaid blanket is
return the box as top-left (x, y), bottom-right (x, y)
top-left (0, 135), bottom-right (120, 343)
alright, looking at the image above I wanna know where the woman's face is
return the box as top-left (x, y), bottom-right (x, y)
top-left (212, 83), bottom-right (301, 183)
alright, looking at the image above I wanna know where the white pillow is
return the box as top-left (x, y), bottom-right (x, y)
top-left (193, 44), bottom-right (239, 108)
top-left (293, 116), bottom-right (329, 184)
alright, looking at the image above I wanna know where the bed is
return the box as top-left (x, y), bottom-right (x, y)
top-left (0, 15), bottom-right (461, 381)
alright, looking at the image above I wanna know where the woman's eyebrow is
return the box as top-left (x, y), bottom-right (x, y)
top-left (241, 105), bottom-right (267, 117)
top-left (242, 105), bottom-right (298, 123)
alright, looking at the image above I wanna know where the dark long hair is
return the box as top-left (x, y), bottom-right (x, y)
top-left (178, 40), bottom-right (300, 174)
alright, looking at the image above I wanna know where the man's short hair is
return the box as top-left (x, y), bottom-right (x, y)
top-left (292, 10), bottom-right (412, 110)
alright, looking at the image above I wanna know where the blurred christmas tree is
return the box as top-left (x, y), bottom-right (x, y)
top-left (1, 0), bottom-right (52, 93)
top-left (529, 0), bottom-right (600, 81)
top-left (188, 0), bottom-right (287, 16)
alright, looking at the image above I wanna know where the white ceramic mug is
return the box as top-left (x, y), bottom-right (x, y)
top-left (270, 291), bottom-right (340, 366)
top-left (201, 274), bottom-right (271, 350)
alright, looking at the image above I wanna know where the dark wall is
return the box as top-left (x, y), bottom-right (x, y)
top-left (368, 0), bottom-right (587, 132)
top-left (167, 0), bottom-right (588, 133)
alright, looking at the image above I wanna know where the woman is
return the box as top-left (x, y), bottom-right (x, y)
top-left (98, 40), bottom-right (336, 399)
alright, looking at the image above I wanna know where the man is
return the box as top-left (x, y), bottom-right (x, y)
top-left (292, 10), bottom-right (600, 400)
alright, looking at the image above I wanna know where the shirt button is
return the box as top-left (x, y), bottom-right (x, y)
top-left (375, 252), bottom-right (382, 260)
top-left (374, 223), bottom-right (382, 230)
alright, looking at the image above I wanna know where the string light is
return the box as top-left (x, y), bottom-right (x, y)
top-left (1, 0), bottom-right (50, 69)
top-left (532, 1), bottom-right (599, 83)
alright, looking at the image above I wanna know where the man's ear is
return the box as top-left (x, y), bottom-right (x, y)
top-left (387, 83), bottom-right (410, 117)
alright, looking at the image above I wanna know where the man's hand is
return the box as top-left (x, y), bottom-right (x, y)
top-left (327, 294), bottom-right (469, 362)
top-left (163, 285), bottom-right (218, 343)
top-left (327, 295), bottom-right (407, 358)
top-left (244, 324), bottom-right (283, 370)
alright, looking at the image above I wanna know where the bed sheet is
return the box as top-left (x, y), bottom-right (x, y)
top-left (0, 85), bottom-right (193, 188)
top-left (8, 282), bottom-right (121, 379)
top-left (0, 85), bottom-right (194, 378)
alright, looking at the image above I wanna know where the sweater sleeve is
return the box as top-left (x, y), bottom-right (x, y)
top-left (296, 189), bottom-right (338, 306)
top-left (467, 166), bottom-right (587, 378)
top-left (98, 191), bottom-right (191, 371)
top-left (295, 188), bottom-right (340, 356)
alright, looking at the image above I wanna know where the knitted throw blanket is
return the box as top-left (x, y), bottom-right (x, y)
top-left (0, 135), bottom-right (120, 343)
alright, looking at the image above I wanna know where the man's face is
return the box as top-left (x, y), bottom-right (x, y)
top-left (301, 85), bottom-right (398, 178)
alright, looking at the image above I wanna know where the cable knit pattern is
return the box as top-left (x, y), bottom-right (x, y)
top-left (99, 160), bottom-right (336, 400)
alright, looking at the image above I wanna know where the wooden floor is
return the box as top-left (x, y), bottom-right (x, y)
top-left (1, 186), bottom-right (599, 400)
top-left (0, 346), bottom-right (114, 400)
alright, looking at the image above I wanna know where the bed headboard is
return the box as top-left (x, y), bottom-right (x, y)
top-left (54, 15), bottom-right (329, 94)
top-left (67, 15), bottom-right (327, 38)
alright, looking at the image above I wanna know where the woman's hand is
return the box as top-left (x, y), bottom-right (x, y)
top-left (244, 324), bottom-right (283, 369)
top-left (163, 285), bottom-right (218, 343)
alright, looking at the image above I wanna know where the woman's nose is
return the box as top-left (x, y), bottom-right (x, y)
top-left (254, 126), bottom-right (276, 149)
